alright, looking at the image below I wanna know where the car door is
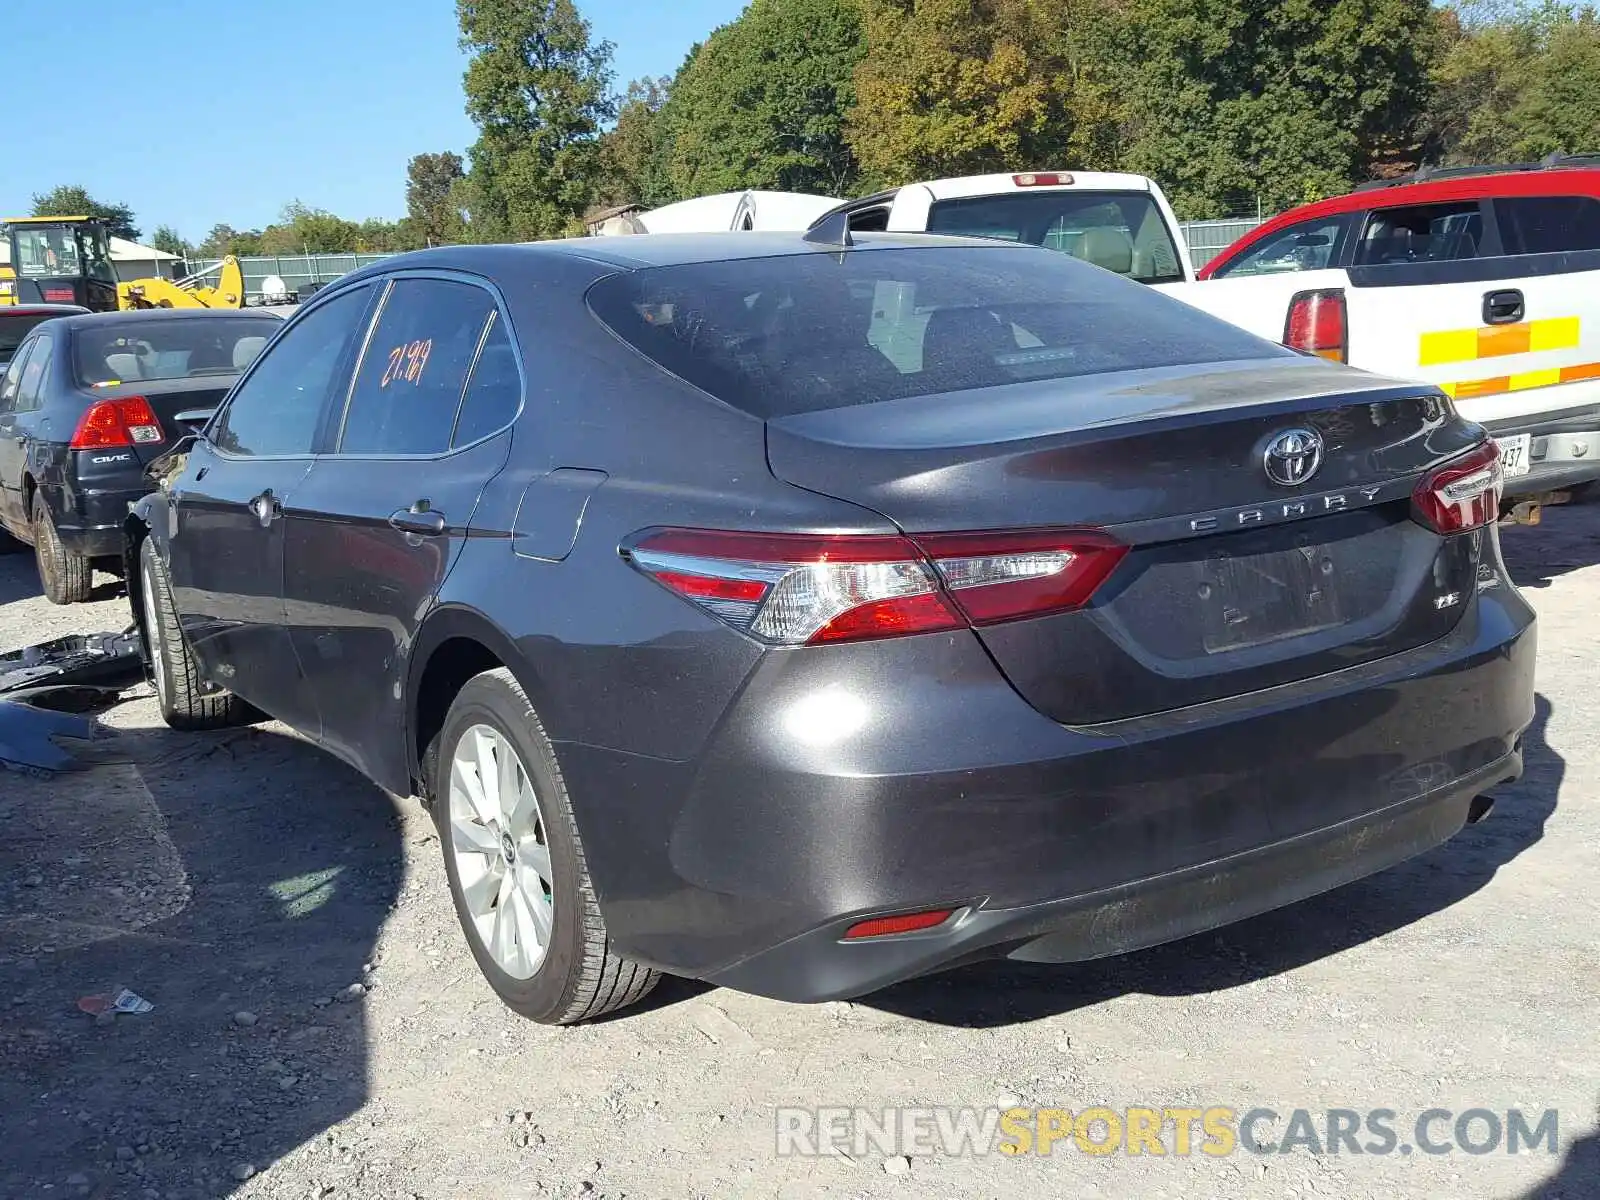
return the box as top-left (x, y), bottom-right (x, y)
top-left (280, 275), bottom-right (519, 783)
top-left (0, 339), bottom-right (38, 533)
top-left (166, 284), bottom-right (378, 736)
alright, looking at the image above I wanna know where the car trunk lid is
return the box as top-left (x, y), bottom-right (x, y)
top-left (77, 376), bottom-right (235, 467)
top-left (765, 356), bottom-right (1489, 724)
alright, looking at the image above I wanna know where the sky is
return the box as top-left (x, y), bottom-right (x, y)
top-left (4, 0), bottom-right (746, 245)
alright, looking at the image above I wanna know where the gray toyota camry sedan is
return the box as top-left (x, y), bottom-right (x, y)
top-left (124, 228), bottom-right (1536, 1023)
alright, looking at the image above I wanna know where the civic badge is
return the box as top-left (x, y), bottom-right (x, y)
top-left (1263, 428), bottom-right (1324, 487)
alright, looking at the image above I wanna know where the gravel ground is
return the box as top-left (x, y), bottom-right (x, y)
top-left (0, 508), bottom-right (1596, 1200)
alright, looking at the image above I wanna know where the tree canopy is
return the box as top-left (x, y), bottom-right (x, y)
top-left (455, 0), bottom-right (616, 240)
top-left (659, 0), bottom-right (866, 198)
top-left (406, 151), bottom-right (467, 246)
top-left (29, 185), bottom-right (140, 241)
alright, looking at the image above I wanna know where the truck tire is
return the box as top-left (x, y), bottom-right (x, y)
top-left (431, 667), bottom-right (660, 1024)
top-left (32, 493), bottom-right (92, 604)
top-left (139, 538), bottom-right (252, 730)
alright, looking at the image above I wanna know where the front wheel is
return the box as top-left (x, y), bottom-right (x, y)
top-left (432, 668), bottom-right (659, 1024)
top-left (139, 538), bottom-right (253, 730)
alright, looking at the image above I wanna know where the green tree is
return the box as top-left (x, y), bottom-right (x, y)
top-left (661, 0), bottom-right (866, 197)
top-left (1119, 0), bottom-right (1439, 217)
top-left (848, 0), bottom-right (1116, 189)
top-left (29, 185), bottom-right (140, 241)
top-left (456, 0), bottom-right (616, 241)
top-left (257, 202), bottom-right (361, 254)
top-left (150, 225), bottom-right (190, 258)
top-left (196, 224), bottom-right (263, 258)
top-left (598, 76), bottom-right (675, 206)
top-left (405, 151), bottom-right (467, 245)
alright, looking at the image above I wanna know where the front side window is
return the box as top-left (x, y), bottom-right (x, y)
top-left (925, 190), bottom-right (1186, 284)
top-left (212, 288), bottom-right (372, 457)
top-left (78, 226), bottom-right (115, 284)
top-left (337, 279), bottom-right (497, 456)
top-left (1493, 195), bottom-right (1600, 256)
top-left (74, 316), bottom-right (282, 387)
top-left (13, 227), bottom-right (80, 277)
top-left (1353, 202), bottom-right (1484, 266)
top-left (1213, 218), bottom-right (1349, 278)
top-left (587, 245), bottom-right (1286, 419)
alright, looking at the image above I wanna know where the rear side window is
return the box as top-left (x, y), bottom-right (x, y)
top-left (1493, 195), bottom-right (1600, 255)
top-left (15, 334), bottom-right (52, 412)
top-left (1353, 202), bottom-right (1483, 265)
top-left (587, 246), bottom-right (1287, 419)
top-left (337, 279), bottom-right (497, 456)
top-left (212, 287), bottom-right (372, 457)
top-left (926, 191), bottom-right (1186, 284)
top-left (1213, 217), bottom-right (1349, 278)
top-left (0, 340), bottom-right (34, 412)
top-left (450, 314), bottom-right (520, 447)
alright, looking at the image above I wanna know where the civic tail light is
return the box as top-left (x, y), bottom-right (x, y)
top-left (624, 527), bottom-right (1128, 645)
top-left (69, 396), bottom-right (163, 449)
top-left (1284, 289), bottom-right (1347, 362)
top-left (1413, 440), bottom-right (1503, 534)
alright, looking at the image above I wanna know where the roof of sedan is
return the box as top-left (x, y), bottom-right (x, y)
top-left (360, 231), bottom-right (1016, 275)
top-left (44, 307), bottom-right (284, 331)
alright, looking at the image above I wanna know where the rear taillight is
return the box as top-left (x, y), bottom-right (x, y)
top-left (1413, 440), bottom-right (1503, 534)
top-left (844, 909), bottom-right (955, 939)
top-left (625, 527), bottom-right (1127, 645)
top-left (69, 396), bottom-right (163, 450)
top-left (1284, 289), bottom-right (1347, 363)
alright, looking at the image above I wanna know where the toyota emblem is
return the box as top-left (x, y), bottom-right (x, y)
top-left (1263, 428), bottom-right (1324, 487)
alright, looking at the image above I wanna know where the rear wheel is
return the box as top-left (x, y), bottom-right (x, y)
top-left (32, 493), bottom-right (92, 604)
top-left (432, 668), bottom-right (659, 1024)
top-left (139, 538), bottom-right (252, 729)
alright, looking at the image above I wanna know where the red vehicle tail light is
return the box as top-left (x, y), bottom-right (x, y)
top-left (1284, 289), bottom-right (1348, 363)
top-left (69, 396), bottom-right (163, 449)
top-left (1013, 172), bottom-right (1073, 187)
top-left (625, 527), bottom-right (1127, 645)
top-left (843, 909), bottom-right (954, 939)
top-left (1412, 440), bottom-right (1503, 534)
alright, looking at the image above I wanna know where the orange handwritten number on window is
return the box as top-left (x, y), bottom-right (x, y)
top-left (380, 339), bottom-right (433, 388)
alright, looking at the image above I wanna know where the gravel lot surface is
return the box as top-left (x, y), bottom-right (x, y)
top-left (0, 510), bottom-right (1595, 1200)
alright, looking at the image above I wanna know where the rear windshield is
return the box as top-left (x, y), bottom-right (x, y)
top-left (0, 312), bottom-right (61, 362)
top-left (925, 190), bottom-right (1187, 284)
top-left (587, 246), bottom-right (1285, 418)
top-left (74, 316), bottom-right (281, 387)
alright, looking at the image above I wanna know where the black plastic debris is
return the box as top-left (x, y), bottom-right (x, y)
top-left (0, 629), bottom-right (144, 774)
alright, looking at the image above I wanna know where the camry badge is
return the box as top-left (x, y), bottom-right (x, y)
top-left (1263, 428), bottom-right (1324, 487)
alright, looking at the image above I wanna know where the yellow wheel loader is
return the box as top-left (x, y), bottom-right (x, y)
top-left (1, 217), bottom-right (244, 311)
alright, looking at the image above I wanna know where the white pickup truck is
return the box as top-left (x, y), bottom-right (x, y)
top-left (1162, 161), bottom-right (1600, 506)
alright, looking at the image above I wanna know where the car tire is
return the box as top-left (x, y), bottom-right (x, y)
top-left (431, 667), bottom-right (660, 1024)
top-left (138, 537), bottom-right (252, 730)
top-left (32, 493), bottom-right (92, 604)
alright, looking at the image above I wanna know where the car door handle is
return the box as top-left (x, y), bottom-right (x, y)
top-left (248, 490), bottom-right (282, 528)
top-left (388, 504), bottom-right (447, 537)
top-left (1483, 289), bottom-right (1524, 325)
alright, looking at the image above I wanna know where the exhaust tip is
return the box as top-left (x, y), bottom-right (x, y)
top-left (1467, 794), bottom-right (1496, 824)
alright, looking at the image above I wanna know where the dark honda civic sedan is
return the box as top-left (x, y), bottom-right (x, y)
top-left (125, 231), bottom-right (1536, 1023)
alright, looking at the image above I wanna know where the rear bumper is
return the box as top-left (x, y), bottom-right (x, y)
top-left (709, 753), bottom-right (1516, 1002)
top-left (1485, 406), bottom-right (1600, 495)
top-left (560, 551), bottom-right (1537, 1003)
top-left (53, 484), bottom-right (144, 559)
